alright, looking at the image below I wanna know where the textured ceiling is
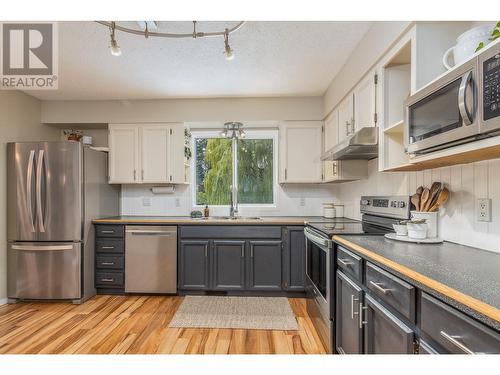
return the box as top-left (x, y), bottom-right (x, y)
top-left (26, 21), bottom-right (373, 100)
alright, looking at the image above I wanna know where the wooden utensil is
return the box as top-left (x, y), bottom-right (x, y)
top-left (411, 193), bottom-right (421, 211)
top-left (416, 186), bottom-right (424, 195)
top-left (419, 188), bottom-right (430, 212)
top-left (423, 182), bottom-right (442, 212)
top-left (429, 187), bottom-right (449, 212)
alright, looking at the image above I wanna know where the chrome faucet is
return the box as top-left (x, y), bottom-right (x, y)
top-left (229, 187), bottom-right (238, 218)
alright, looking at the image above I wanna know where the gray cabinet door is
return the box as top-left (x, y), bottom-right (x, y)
top-left (179, 240), bottom-right (210, 290)
top-left (283, 226), bottom-right (305, 291)
top-left (212, 240), bottom-right (246, 290)
top-left (336, 271), bottom-right (363, 354)
top-left (364, 294), bottom-right (415, 354)
top-left (247, 240), bottom-right (283, 291)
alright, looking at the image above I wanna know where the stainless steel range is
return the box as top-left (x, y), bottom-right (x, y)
top-left (304, 196), bottom-right (412, 353)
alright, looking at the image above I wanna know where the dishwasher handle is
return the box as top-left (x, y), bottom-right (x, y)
top-left (126, 229), bottom-right (175, 236)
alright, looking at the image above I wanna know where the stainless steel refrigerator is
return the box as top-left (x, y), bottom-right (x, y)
top-left (7, 141), bottom-right (120, 303)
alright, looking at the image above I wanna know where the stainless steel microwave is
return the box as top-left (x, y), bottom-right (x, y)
top-left (405, 42), bottom-right (500, 154)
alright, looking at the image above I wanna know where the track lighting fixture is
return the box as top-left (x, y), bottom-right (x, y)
top-left (109, 22), bottom-right (122, 56)
top-left (224, 29), bottom-right (235, 61)
top-left (97, 21), bottom-right (244, 60)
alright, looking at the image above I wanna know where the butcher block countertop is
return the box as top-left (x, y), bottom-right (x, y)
top-left (92, 216), bottom-right (359, 225)
top-left (334, 235), bottom-right (500, 330)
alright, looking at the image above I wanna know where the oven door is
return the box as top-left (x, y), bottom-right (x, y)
top-left (405, 58), bottom-right (478, 154)
top-left (304, 227), bottom-right (331, 320)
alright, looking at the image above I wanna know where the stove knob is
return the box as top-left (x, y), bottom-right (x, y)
top-left (361, 199), bottom-right (370, 206)
top-left (399, 201), bottom-right (406, 208)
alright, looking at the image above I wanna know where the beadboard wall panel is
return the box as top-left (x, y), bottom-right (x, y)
top-left (338, 159), bottom-right (500, 253)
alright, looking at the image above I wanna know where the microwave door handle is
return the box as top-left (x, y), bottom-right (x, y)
top-left (458, 71), bottom-right (473, 126)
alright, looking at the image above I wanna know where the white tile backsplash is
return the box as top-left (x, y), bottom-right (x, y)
top-left (121, 183), bottom-right (340, 217)
top-left (337, 158), bottom-right (500, 253)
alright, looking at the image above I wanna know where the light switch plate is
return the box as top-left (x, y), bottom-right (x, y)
top-left (477, 198), bottom-right (491, 222)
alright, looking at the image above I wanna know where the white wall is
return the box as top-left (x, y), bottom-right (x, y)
top-left (0, 91), bottom-right (60, 303)
top-left (337, 159), bottom-right (500, 253)
top-left (121, 183), bottom-right (339, 217)
top-left (41, 97), bottom-right (324, 124)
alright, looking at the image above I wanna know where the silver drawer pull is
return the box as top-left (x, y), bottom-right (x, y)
top-left (101, 230), bottom-right (115, 234)
top-left (101, 246), bottom-right (115, 249)
top-left (440, 331), bottom-right (474, 354)
top-left (338, 258), bottom-right (353, 267)
top-left (100, 278), bottom-right (115, 282)
top-left (359, 303), bottom-right (368, 328)
top-left (369, 281), bottom-right (393, 295)
top-left (351, 294), bottom-right (359, 319)
top-left (101, 262), bottom-right (115, 266)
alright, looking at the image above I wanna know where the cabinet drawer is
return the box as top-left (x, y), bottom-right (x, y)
top-left (420, 293), bottom-right (500, 354)
top-left (96, 255), bottom-right (124, 270)
top-left (96, 225), bottom-right (124, 238)
top-left (179, 225), bottom-right (282, 239)
top-left (95, 271), bottom-right (124, 287)
top-left (337, 246), bottom-right (362, 281)
top-left (365, 262), bottom-right (415, 322)
top-left (96, 239), bottom-right (124, 254)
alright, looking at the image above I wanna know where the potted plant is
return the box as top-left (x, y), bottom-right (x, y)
top-left (63, 129), bottom-right (83, 142)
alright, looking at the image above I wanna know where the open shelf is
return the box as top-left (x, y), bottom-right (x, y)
top-left (384, 120), bottom-right (404, 135)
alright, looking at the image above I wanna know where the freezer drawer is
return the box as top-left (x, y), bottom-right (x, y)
top-left (7, 242), bottom-right (81, 300)
top-left (125, 226), bottom-right (177, 293)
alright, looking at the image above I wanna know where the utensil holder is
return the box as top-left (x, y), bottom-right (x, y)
top-left (411, 211), bottom-right (438, 238)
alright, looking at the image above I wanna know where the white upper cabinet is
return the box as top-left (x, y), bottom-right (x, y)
top-left (323, 110), bottom-right (339, 182)
top-left (109, 125), bottom-right (140, 183)
top-left (280, 121), bottom-right (323, 183)
top-left (109, 123), bottom-right (185, 184)
top-left (337, 94), bottom-right (354, 142)
top-left (353, 70), bottom-right (377, 131)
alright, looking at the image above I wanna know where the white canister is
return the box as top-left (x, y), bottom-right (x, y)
top-left (442, 24), bottom-right (495, 70)
top-left (411, 211), bottom-right (438, 238)
top-left (323, 203), bottom-right (336, 219)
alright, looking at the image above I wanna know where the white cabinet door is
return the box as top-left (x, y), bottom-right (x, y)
top-left (142, 125), bottom-right (170, 183)
top-left (168, 124), bottom-right (186, 184)
top-left (324, 110), bottom-right (339, 182)
top-left (353, 71), bottom-right (377, 131)
top-left (338, 94), bottom-right (354, 142)
top-left (109, 125), bottom-right (140, 183)
top-left (280, 121), bottom-right (323, 183)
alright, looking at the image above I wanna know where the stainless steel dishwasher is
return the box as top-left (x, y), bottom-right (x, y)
top-left (125, 225), bottom-right (177, 293)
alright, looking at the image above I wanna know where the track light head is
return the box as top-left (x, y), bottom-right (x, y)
top-left (109, 22), bottom-right (122, 56)
top-left (224, 29), bottom-right (235, 61)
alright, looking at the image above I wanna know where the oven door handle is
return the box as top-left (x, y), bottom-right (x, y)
top-left (458, 70), bottom-right (474, 126)
top-left (304, 227), bottom-right (331, 249)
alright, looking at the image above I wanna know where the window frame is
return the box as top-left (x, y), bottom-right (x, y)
top-left (191, 129), bottom-right (278, 208)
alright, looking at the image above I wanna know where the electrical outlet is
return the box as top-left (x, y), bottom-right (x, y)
top-left (300, 197), bottom-right (306, 207)
top-left (142, 197), bottom-right (151, 207)
top-left (477, 198), bottom-right (491, 222)
top-left (175, 198), bottom-right (181, 208)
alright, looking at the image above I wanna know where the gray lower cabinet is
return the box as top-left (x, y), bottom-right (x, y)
top-left (213, 240), bottom-right (246, 290)
top-left (179, 240), bottom-right (210, 290)
top-left (283, 227), bottom-right (305, 291)
top-left (364, 294), bottom-right (415, 354)
top-left (247, 241), bottom-right (283, 291)
top-left (336, 271), bottom-right (363, 354)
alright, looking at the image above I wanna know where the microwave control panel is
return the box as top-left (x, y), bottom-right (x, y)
top-left (483, 53), bottom-right (500, 121)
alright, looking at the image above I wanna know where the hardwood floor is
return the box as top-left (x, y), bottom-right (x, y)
top-left (0, 296), bottom-right (326, 354)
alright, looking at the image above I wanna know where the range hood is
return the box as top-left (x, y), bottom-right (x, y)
top-left (321, 126), bottom-right (378, 161)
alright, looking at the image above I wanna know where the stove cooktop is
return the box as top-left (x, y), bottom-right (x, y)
top-left (306, 221), bottom-right (366, 236)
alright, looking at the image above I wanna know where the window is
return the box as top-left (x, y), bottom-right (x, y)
top-left (193, 130), bottom-right (277, 206)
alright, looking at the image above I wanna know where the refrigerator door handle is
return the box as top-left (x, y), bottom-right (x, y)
top-left (26, 150), bottom-right (36, 233)
top-left (11, 244), bottom-right (74, 251)
top-left (36, 150), bottom-right (45, 232)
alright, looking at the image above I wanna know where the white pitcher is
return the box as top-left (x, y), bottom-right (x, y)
top-left (442, 24), bottom-right (495, 70)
